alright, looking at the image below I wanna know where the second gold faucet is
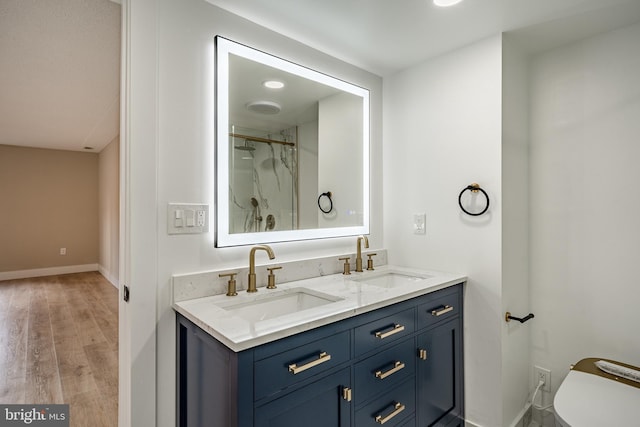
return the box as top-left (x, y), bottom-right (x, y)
top-left (247, 245), bottom-right (275, 292)
top-left (355, 235), bottom-right (369, 272)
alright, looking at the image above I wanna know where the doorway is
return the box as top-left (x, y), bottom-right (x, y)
top-left (0, 0), bottom-right (122, 424)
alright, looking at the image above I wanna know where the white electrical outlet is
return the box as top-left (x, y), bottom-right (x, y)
top-left (59, 248), bottom-right (66, 255)
top-left (534, 366), bottom-right (551, 392)
top-left (196, 210), bottom-right (206, 227)
top-left (413, 213), bottom-right (426, 235)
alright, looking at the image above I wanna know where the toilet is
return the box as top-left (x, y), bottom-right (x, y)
top-left (554, 358), bottom-right (640, 426)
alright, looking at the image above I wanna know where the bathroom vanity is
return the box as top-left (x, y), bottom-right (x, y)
top-left (175, 265), bottom-right (465, 427)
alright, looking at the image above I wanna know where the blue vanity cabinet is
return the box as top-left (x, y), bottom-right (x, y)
top-left (176, 282), bottom-right (464, 427)
top-left (176, 314), bottom-right (352, 427)
top-left (253, 330), bottom-right (351, 401)
top-left (254, 367), bottom-right (351, 427)
top-left (252, 325), bottom-right (353, 427)
top-left (416, 291), bottom-right (464, 426)
top-left (355, 376), bottom-right (416, 426)
top-left (353, 307), bottom-right (415, 356)
top-left (177, 317), bottom-right (255, 427)
top-left (353, 338), bottom-right (416, 406)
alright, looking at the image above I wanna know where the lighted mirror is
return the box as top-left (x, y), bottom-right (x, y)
top-left (215, 37), bottom-right (370, 247)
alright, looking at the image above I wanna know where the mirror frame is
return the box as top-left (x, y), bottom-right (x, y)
top-left (215, 36), bottom-right (370, 247)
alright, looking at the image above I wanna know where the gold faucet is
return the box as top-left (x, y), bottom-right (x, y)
top-left (247, 245), bottom-right (275, 292)
top-left (355, 235), bottom-right (369, 272)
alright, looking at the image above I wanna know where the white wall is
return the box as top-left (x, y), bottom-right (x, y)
top-left (318, 92), bottom-right (364, 227)
top-left (501, 36), bottom-right (532, 427)
top-left (298, 119), bottom-right (319, 229)
top-left (383, 36), bottom-right (504, 427)
top-left (529, 21), bottom-right (640, 422)
top-left (125, 1), bottom-right (383, 425)
top-left (99, 135), bottom-right (120, 287)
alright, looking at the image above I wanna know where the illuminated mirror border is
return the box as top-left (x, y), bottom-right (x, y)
top-left (215, 36), bottom-right (370, 247)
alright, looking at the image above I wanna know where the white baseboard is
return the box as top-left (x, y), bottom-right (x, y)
top-left (508, 403), bottom-right (533, 427)
top-left (98, 264), bottom-right (120, 288)
top-left (0, 264), bottom-right (99, 281)
top-left (465, 407), bottom-right (532, 427)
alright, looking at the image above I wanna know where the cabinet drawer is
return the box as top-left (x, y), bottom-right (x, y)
top-left (254, 367), bottom-right (351, 427)
top-left (354, 338), bottom-right (415, 405)
top-left (355, 307), bottom-right (415, 356)
top-left (254, 330), bottom-right (350, 400)
top-left (355, 377), bottom-right (415, 427)
top-left (417, 291), bottom-right (459, 329)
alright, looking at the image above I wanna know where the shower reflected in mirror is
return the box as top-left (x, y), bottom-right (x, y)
top-left (229, 126), bottom-right (297, 233)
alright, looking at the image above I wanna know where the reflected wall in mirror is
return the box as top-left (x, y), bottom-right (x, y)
top-left (216, 37), bottom-right (370, 247)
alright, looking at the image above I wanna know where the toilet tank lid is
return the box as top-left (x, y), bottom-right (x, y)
top-left (573, 357), bottom-right (640, 389)
top-left (554, 360), bottom-right (640, 427)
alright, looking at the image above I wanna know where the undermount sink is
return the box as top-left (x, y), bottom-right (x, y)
top-left (350, 270), bottom-right (432, 288)
top-left (217, 288), bottom-right (342, 322)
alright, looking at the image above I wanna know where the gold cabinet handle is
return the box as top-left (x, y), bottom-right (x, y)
top-left (375, 402), bottom-right (405, 424)
top-left (342, 386), bottom-right (352, 402)
top-left (418, 348), bottom-right (428, 360)
top-left (288, 352), bottom-right (331, 375)
top-left (431, 305), bottom-right (453, 316)
top-left (375, 361), bottom-right (405, 380)
top-left (374, 324), bottom-right (405, 339)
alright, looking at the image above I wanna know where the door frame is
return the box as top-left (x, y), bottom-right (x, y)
top-left (118, 0), bottom-right (159, 425)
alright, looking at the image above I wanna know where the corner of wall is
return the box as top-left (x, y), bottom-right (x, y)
top-left (501, 33), bottom-right (532, 427)
top-left (98, 264), bottom-right (119, 288)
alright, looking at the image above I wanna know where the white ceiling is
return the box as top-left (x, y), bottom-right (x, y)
top-left (208, 0), bottom-right (640, 76)
top-left (0, 0), bottom-right (120, 153)
top-left (2, 0), bottom-right (640, 152)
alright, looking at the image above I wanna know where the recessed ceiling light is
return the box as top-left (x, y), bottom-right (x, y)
top-left (263, 80), bottom-right (285, 89)
top-left (433, 0), bottom-right (463, 7)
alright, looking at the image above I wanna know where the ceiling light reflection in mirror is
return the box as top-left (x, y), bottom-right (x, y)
top-left (433, 0), bottom-right (464, 7)
top-left (263, 80), bottom-right (285, 89)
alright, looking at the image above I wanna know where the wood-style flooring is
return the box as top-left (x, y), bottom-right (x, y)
top-left (0, 272), bottom-right (118, 426)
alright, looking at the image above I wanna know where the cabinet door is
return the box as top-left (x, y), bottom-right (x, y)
top-left (255, 367), bottom-right (351, 427)
top-left (178, 318), bottom-right (245, 427)
top-left (416, 318), bottom-right (463, 427)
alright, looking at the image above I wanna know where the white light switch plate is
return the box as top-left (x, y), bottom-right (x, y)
top-left (413, 213), bottom-right (426, 235)
top-left (168, 203), bottom-right (209, 234)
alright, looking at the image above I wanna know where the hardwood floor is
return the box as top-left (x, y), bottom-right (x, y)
top-left (0, 272), bottom-right (118, 426)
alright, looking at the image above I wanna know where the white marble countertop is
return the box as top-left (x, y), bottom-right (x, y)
top-left (173, 265), bottom-right (466, 352)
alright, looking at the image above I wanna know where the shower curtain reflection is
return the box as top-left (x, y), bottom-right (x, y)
top-left (229, 125), bottom-right (298, 234)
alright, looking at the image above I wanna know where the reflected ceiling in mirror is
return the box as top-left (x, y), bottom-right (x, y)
top-left (215, 37), bottom-right (370, 247)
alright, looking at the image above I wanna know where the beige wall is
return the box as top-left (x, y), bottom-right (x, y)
top-left (0, 145), bottom-right (99, 273)
top-left (98, 136), bottom-right (119, 286)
